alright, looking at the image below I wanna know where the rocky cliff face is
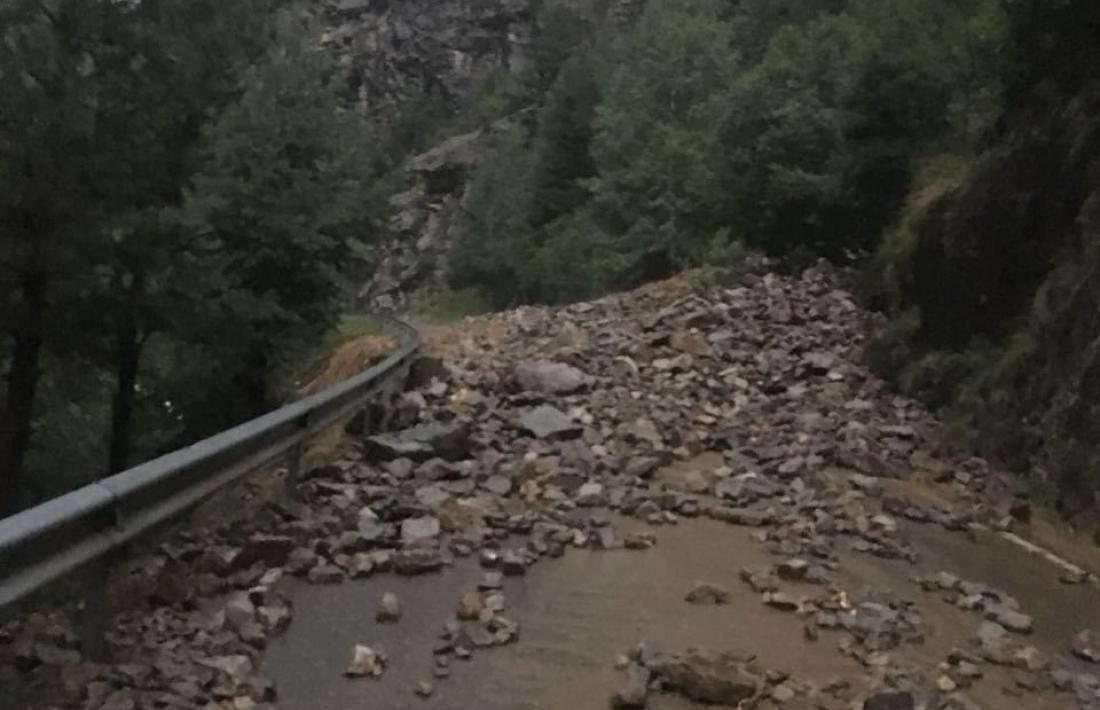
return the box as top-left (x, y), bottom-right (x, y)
top-left (331, 0), bottom-right (651, 308)
top-left (360, 122), bottom-right (515, 310)
top-left (321, 0), bottom-right (537, 114)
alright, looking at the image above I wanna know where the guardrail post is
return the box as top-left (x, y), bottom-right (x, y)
top-left (285, 414), bottom-right (310, 500)
top-left (285, 440), bottom-right (304, 500)
top-left (78, 557), bottom-right (112, 662)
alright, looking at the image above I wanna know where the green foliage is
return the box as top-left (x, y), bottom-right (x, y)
top-left (0, 2), bottom-right (382, 508)
top-left (448, 131), bottom-right (538, 307)
top-left (448, 0), bottom-right (1006, 308)
top-left (179, 15), bottom-right (380, 430)
top-left (587, 0), bottom-right (736, 271)
top-left (529, 51), bottom-right (603, 227)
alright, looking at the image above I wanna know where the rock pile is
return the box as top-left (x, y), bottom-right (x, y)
top-left (3, 264), bottom-right (1096, 709)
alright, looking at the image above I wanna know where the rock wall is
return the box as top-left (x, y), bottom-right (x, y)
top-left (359, 119), bottom-right (520, 310)
top-left (321, 0), bottom-right (537, 115)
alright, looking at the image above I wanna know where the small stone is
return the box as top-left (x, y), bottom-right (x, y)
top-left (394, 548), bottom-right (444, 575)
top-left (624, 532), bottom-right (657, 550)
top-left (401, 516), bottom-right (441, 543)
top-left (986, 605), bottom-right (1033, 634)
top-left (479, 548), bottom-right (501, 568)
top-left (479, 572), bottom-right (504, 590)
top-left (377, 593), bottom-right (402, 623)
top-left (936, 675), bottom-right (957, 692)
top-left (485, 592), bottom-right (506, 612)
top-left (345, 645), bottom-right (385, 677)
top-left (1059, 569), bottom-right (1089, 585)
top-left (349, 553), bottom-right (375, 579)
top-left (224, 593), bottom-right (256, 631)
top-left (776, 559), bottom-right (809, 582)
top-left (414, 681), bottom-right (435, 698)
top-left (684, 582), bottom-right (730, 605)
top-left (307, 564), bottom-right (345, 585)
top-left (1073, 630), bottom-right (1100, 664)
top-left (457, 592), bottom-right (484, 621)
top-left (514, 360), bottom-right (591, 394)
top-left (763, 591), bottom-right (799, 612)
top-left (576, 482), bottom-right (606, 507)
top-left (501, 550), bottom-right (527, 576)
top-left (485, 475), bottom-right (512, 496)
top-left (770, 684), bottom-right (796, 702)
top-left (862, 688), bottom-right (914, 710)
top-left (612, 663), bottom-right (651, 708)
top-left (515, 405), bottom-right (582, 440)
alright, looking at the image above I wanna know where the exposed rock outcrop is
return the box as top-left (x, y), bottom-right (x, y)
top-left (321, 0), bottom-right (537, 115)
top-left (359, 122), bottom-right (516, 310)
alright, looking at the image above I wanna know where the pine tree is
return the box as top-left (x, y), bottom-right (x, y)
top-left (183, 14), bottom-right (379, 431)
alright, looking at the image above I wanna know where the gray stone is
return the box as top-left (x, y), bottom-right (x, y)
top-left (515, 405), bottom-right (582, 440)
top-left (377, 593), bottom-right (402, 623)
top-left (575, 481), bottom-right (605, 507)
top-left (684, 582), bottom-right (730, 605)
top-left (612, 663), bottom-right (651, 708)
top-left (243, 534), bottom-right (296, 568)
top-left (776, 559), bottom-right (809, 582)
top-left (514, 360), bottom-right (591, 394)
top-left (985, 605), bottom-right (1033, 634)
top-left (501, 550), bottom-right (528, 576)
top-left (394, 548), bottom-right (445, 575)
top-left (307, 564), bottom-right (345, 585)
top-left (862, 689), bottom-right (914, 710)
top-left (649, 648), bottom-right (759, 705)
top-left (401, 516), bottom-right (442, 543)
top-left (763, 591), bottom-right (799, 612)
top-left (484, 475), bottom-right (512, 496)
top-left (224, 593), bottom-right (256, 632)
top-left (1073, 630), bottom-right (1100, 664)
top-left (345, 645), bottom-right (385, 677)
top-left (366, 421), bottom-right (470, 462)
top-left (457, 592), bottom-right (484, 620)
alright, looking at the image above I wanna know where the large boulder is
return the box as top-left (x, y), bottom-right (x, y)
top-left (648, 649), bottom-right (759, 705)
top-left (366, 421), bottom-right (470, 462)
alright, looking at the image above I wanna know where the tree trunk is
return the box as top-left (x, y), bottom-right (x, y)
top-left (0, 265), bottom-right (47, 515)
top-left (107, 274), bottom-right (146, 475)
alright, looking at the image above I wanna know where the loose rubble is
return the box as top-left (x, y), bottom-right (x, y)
top-left (4, 263), bottom-right (1099, 710)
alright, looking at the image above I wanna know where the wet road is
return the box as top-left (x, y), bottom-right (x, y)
top-left (263, 508), bottom-right (1100, 709)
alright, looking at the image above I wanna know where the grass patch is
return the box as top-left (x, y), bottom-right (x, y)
top-left (404, 287), bottom-right (494, 326)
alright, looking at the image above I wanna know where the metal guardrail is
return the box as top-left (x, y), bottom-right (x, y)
top-left (0, 314), bottom-right (420, 655)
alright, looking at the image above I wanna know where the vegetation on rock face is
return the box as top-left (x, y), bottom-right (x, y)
top-left (0, 1), bottom-right (382, 510)
top-left (867, 0), bottom-right (1100, 520)
top-left (448, 0), bottom-right (1004, 306)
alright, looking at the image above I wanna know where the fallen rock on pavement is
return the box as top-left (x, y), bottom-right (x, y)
top-left (684, 582), bottom-right (730, 605)
top-left (377, 592), bottom-right (402, 623)
top-left (346, 644), bottom-right (386, 677)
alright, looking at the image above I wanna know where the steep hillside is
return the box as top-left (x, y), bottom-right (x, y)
top-left (870, 0), bottom-right (1100, 520)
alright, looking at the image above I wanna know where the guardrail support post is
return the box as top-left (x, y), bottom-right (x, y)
top-left (78, 558), bottom-right (112, 663)
top-left (285, 440), bottom-right (304, 500)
